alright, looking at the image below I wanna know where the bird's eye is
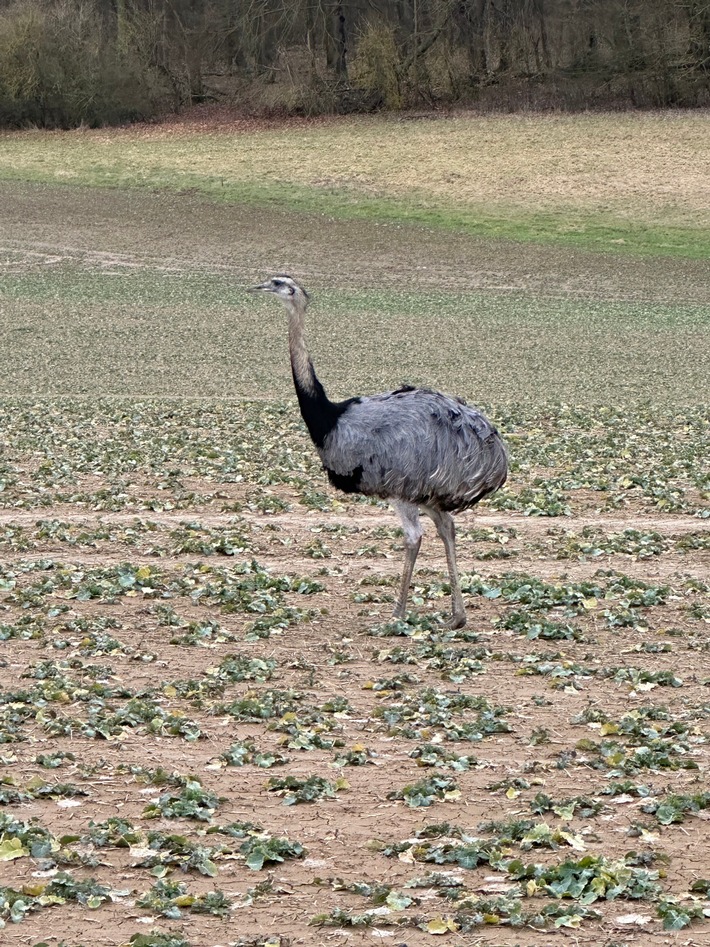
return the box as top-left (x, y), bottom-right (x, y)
top-left (272, 279), bottom-right (283, 287)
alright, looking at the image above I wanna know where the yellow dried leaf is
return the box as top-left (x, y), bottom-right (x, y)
top-left (0, 838), bottom-right (28, 861)
top-left (559, 830), bottom-right (586, 851)
top-left (176, 894), bottom-right (196, 907)
top-left (426, 917), bottom-right (458, 934)
top-left (21, 882), bottom-right (46, 896)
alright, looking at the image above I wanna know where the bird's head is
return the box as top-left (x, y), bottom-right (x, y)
top-left (249, 275), bottom-right (309, 308)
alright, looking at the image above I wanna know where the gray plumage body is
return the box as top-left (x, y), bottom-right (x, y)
top-left (250, 275), bottom-right (508, 628)
top-left (320, 386), bottom-right (508, 513)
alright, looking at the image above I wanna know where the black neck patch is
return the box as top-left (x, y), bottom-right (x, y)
top-left (292, 363), bottom-right (359, 448)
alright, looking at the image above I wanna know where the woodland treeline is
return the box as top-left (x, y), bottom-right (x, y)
top-left (0, 0), bottom-right (708, 127)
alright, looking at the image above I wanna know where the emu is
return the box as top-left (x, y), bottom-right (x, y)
top-left (250, 275), bottom-right (508, 628)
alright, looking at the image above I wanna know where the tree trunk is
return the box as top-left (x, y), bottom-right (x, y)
top-left (456, 0), bottom-right (490, 78)
top-left (333, 2), bottom-right (348, 78)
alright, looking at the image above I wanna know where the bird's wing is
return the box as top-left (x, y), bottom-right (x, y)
top-left (320, 388), bottom-right (507, 509)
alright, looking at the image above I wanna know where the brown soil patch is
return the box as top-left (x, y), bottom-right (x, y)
top-left (0, 490), bottom-right (708, 946)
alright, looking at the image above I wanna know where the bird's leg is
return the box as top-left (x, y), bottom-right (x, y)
top-left (392, 501), bottom-right (424, 621)
top-left (425, 507), bottom-right (466, 629)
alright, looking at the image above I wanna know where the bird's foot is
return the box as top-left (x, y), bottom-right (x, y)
top-left (448, 612), bottom-right (467, 630)
top-left (392, 605), bottom-right (406, 621)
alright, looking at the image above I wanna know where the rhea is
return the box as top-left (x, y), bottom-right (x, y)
top-left (250, 275), bottom-right (508, 629)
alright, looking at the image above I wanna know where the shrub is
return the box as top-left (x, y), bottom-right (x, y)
top-left (0, 0), bottom-right (168, 128)
top-left (349, 19), bottom-right (402, 109)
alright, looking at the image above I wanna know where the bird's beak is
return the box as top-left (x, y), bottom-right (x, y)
top-left (247, 281), bottom-right (272, 292)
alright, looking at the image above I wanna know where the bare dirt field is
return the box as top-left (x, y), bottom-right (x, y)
top-left (0, 396), bottom-right (707, 947)
top-left (0, 136), bottom-right (708, 947)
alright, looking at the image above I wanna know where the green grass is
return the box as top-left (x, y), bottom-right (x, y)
top-left (1, 111), bottom-right (708, 258)
top-left (0, 113), bottom-right (707, 404)
top-left (3, 166), bottom-right (706, 258)
top-left (1, 262), bottom-right (707, 402)
top-left (1, 164), bottom-right (706, 260)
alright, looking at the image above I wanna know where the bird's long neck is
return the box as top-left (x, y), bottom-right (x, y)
top-left (287, 299), bottom-right (340, 448)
